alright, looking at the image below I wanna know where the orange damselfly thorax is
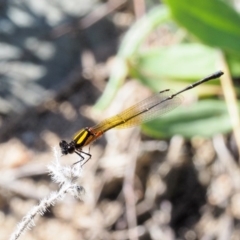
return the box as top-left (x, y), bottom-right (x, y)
top-left (59, 71), bottom-right (223, 165)
top-left (59, 127), bottom-right (103, 154)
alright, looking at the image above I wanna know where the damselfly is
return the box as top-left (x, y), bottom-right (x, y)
top-left (60, 71), bottom-right (223, 164)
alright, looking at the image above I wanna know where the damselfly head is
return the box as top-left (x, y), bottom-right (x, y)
top-left (59, 140), bottom-right (75, 155)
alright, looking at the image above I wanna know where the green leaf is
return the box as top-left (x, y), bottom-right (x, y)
top-left (165, 0), bottom-right (240, 56)
top-left (141, 100), bottom-right (233, 138)
top-left (131, 43), bottom-right (221, 93)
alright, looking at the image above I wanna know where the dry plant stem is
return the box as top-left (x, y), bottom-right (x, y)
top-left (133, 0), bottom-right (146, 19)
top-left (218, 214), bottom-right (234, 240)
top-left (10, 148), bottom-right (84, 240)
top-left (79, 0), bottom-right (127, 29)
top-left (51, 0), bottom-right (127, 37)
top-left (123, 129), bottom-right (141, 240)
top-left (10, 184), bottom-right (70, 240)
top-left (213, 134), bottom-right (240, 191)
top-left (219, 52), bottom-right (240, 162)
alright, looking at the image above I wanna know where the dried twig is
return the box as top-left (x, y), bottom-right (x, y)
top-left (10, 148), bottom-right (84, 240)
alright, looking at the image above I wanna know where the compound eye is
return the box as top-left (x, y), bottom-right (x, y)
top-left (59, 140), bottom-right (67, 148)
top-left (59, 140), bottom-right (69, 155)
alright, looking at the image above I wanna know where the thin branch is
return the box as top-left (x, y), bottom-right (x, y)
top-left (10, 148), bottom-right (84, 240)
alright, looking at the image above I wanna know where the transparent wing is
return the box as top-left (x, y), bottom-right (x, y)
top-left (90, 90), bottom-right (183, 134)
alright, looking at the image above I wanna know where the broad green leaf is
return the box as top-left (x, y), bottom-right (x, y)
top-left (165, 0), bottom-right (240, 56)
top-left (131, 43), bottom-right (221, 93)
top-left (141, 100), bottom-right (232, 138)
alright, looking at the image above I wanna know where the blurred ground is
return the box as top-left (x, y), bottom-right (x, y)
top-left (0, 1), bottom-right (240, 240)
